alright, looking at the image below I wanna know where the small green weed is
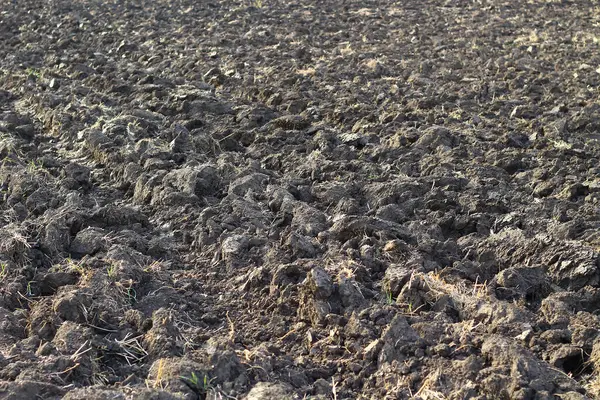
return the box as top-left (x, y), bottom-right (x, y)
top-left (65, 257), bottom-right (87, 275)
top-left (0, 263), bottom-right (8, 281)
top-left (126, 287), bottom-right (137, 304)
top-left (27, 159), bottom-right (44, 174)
top-left (185, 371), bottom-right (202, 387)
top-left (382, 283), bottom-right (395, 305)
top-left (385, 290), bottom-right (394, 305)
top-left (25, 67), bottom-right (41, 79)
top-left (180, 372), bottom-right (214, 395)
top-left (107, 263), bottom-right (118, 279)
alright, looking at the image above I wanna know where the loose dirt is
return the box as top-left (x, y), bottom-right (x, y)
top-left (1, 0), bottom-right (600, 399)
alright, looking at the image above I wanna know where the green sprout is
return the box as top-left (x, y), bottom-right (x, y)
top-left (28, 159), bottom-right (41, 172)
top-left (386, 290), bottom-right (394, 305)
top-left (126, 287), bottom-right (137, 304)
top-left (383, 283), bottom-right (395, 305)
top-left (0, 263), bottom-right (7, 281)
top-left (107, 263), bottom-right (118, 279)
top-left (187, 372), bottom-right (201, 387)
top-left (65, 257), bottom-right (87, 275)
top-left (180, 372), bottom-right (214, 394)
top-left (26, 68), bottom-right (41, 79)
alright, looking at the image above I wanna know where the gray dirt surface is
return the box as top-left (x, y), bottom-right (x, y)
top-left (1, 0), bottom-right (600, 398)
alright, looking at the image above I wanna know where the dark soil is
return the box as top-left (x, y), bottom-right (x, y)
top-left (1, 0), bottom-right (600, 398)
